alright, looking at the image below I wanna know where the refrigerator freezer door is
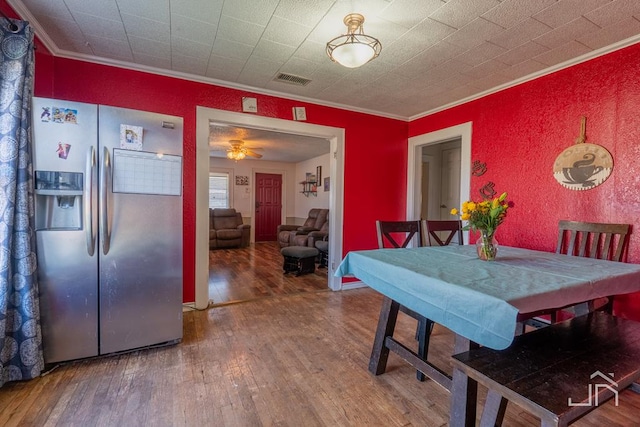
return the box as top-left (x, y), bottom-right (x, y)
top-left (32, 97), bottom-right (99, 363)
top-left (97, 106), bottom-right (183, 354)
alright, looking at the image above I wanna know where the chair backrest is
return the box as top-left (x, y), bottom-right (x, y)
top-left (556, 220), bottom-right (630, 262)
top-left (302, 208), bottom-right (329, 229)
top-left (376, 220), bottom-right (424, 249)
top-left (424, 220), bottom-right (464, 246)
top-left (211, 208), bottom-right (242, 230)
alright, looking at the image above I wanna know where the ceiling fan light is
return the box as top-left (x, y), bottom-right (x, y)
top-left (226, 151), bottom-right (235, 159)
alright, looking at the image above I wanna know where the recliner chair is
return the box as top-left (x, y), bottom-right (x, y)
top-left (277, 208), bottom-right (328, 248)
top-left (209, 208), bottom-right (251, 249)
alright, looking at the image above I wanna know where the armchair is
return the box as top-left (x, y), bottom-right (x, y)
top-left (305, 220), bottom-right (329, 248)
top-left (277, 208), bottom-right (329, 248)
top-left (209, 208), bottom-right (251, 249)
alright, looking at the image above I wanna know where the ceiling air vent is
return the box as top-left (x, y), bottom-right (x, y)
top-left (274, 73), bottom-right (311, 86)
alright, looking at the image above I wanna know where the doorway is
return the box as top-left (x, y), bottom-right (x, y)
top-left (407, 122), bottom-right (472, 243)
top-left (195, 107), bottom-right (345, 309)
top-left (421, 139), bottom-right (462, 220)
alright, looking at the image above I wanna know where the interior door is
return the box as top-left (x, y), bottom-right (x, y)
top-left (439, 147), bottom-right (461, 219)
top-left (255, 173), bottom-right (282, 241)
top-left (420, 160), bottom-right (429, 219)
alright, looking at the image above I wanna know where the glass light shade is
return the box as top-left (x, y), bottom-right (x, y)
top-left (326, 14), bottom-right (381, 68)
top-left (226, 150), bottom-right (246, 160)
top-left (331, 41), bottom-right (375, 68)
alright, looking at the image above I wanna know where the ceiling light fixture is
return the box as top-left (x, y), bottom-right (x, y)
top-left (326, 13), bottom-right (381, 68)
top-left (226, 148), bottom-right (246, 160)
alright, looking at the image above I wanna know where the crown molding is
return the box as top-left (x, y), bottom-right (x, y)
top-left (54, 50), bottom-right (410, 123)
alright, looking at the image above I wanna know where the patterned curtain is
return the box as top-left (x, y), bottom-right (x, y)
top-left (0, 18), bottom-right (43, 387)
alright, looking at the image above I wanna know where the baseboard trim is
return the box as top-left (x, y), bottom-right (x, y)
top-left (340, 281), bottom-right (366, 290)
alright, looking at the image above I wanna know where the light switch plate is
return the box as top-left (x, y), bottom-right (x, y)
top-left (242, 97), bottom-right (257, 113)
top-left (293, 106), bottom-right (307, 121)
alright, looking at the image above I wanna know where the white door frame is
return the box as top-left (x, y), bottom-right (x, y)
top-left (195, 107), bottom-right (345, 309)
top-left (407, 122), bottom-right (472, 242)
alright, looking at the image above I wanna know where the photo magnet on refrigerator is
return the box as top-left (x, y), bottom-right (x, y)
top-left (120, 124), bottom-right (143, 151)
top-left (56, 142), bottom-right (71, 159)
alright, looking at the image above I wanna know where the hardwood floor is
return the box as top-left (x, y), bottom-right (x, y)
top-left (1, 289), bottom-right (638, 426)
top-left (209, 241), bottom-right (328, 306)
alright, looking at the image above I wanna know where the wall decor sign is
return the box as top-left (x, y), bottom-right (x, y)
top-left (553, 117), bottom-right (613, 191)
top-left (480, 181), bottom-right (496, 199)
top-left (235, 175), bottom-right (248, 185)
top-left (472, 160), bottom-right (487, 177)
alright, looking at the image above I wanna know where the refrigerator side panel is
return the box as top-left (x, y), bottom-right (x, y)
top-left (98, 106), bottom-right (183, 355)
top-left (32, 97), bottom-right (99, 363)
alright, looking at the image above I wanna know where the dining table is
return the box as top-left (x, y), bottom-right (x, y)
top-left (335, 244), bottom-right (640, 427)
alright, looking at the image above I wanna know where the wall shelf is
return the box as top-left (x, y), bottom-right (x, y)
top-left (300, 181), bottom-right (317, 197)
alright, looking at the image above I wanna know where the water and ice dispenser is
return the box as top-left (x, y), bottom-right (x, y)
top-left (35, 171), bottom-right (83, 230)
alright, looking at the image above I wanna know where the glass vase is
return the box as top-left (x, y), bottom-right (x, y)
top-left (476, 230), bottom-right (498, 261)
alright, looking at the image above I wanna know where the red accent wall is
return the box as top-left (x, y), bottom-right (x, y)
top-left (26, 0), bottom-right (640, 317)
top-left (409, 42), bottom-right (640, 320)
top-left (34, 57), bottom-right (408, 302)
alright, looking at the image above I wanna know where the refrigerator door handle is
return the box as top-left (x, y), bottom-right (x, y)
top-left (85, 146), bottom-right (96, 256)
top-left (100, 147), bottom-right (111, 255)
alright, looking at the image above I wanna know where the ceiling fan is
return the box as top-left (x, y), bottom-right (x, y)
top-left (213, 139), bottom-right (263, 160)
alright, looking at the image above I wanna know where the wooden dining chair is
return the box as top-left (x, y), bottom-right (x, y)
top-left (556, 220), bottom-right (629, 262)
top-left (424, 219), bottom-right (464, 246)
top-left (557, 220), bottom-right (630, 314)
top-left (375, 220), bottom-right (433, 381)
top-left (529, 220), bottom-right (631, 326)
top-left (376, 220), bottom-right (422, 249)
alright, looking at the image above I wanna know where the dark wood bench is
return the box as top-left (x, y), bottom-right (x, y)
top-left (451, 312), bottom-right (640, 427)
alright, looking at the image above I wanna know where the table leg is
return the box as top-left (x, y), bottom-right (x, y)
top-left (450, 334), bottom-right (478, 427)
top-left (369, 296), bottom-right (400, 375)
top-left (479, 389), bottom-right (508, 427)
top-left (415, 317), bottom-right (434, 381)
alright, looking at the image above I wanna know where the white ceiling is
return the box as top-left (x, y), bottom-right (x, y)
top-left (9, 0), bottom-right (640, 122)
top-left (209, 123), bottom-right (330, 162)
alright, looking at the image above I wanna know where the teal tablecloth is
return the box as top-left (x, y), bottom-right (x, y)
top-left (335, 245), bottom-right (640, 350)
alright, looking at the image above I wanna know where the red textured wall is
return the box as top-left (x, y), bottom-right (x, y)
top-left (33, 57), bottom-right (408, 302)
top-left (26, 0), bottom-right (640, 317)
top-left (409, 42), bottom-right (640, 320)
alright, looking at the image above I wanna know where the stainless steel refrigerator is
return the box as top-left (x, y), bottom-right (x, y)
top-left (32, 97), bottom-right (184, 364)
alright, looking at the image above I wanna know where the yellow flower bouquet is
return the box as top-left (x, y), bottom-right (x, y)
top-left (450, 192), bottom-right (510, 260)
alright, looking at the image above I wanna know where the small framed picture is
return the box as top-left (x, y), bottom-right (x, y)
top-left (324, 177), bottom-right (330, 192)
top-left (235, 175), bottom-right (248, 185)
top-left (316, 166), bottom-right (322, 183)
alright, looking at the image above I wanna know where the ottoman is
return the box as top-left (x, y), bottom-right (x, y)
top-left (281, 246), bottom-right (319, 276)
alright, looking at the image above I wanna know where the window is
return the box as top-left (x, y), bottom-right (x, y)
top-left (209, 172), bottom-right (229, 208)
